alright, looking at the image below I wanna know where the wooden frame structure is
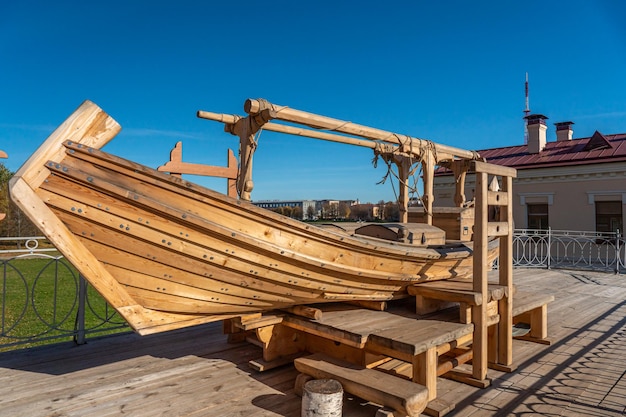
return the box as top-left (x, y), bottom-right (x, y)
top-left (6, 98), bottom-right (557, 416)
top-left (198, 98), bottom-right (481, 223)
top-left (157, 141), bottom-right (238, 198)
top-left (9, 100), bottom-right (500, 336)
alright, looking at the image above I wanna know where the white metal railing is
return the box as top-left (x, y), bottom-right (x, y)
top-left (512, 228), bottom-right (625, 273)
top-left (1, 230), bottom-right (624, 351)
top-left (0, 237), bottom-right (128, 351)
top-left (0, 236), bottom-right (59, 255)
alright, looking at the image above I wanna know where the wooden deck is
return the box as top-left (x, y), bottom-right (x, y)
top-left (2, 268), bottom-right (626, 416)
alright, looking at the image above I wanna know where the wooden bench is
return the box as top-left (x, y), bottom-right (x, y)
top-left (364, 320), bottom-right (474, 402)
top-left (281, 305), bottom-right (474, 416)
top-left (408, 278), bottom-right (512, 318)
top-left (295, 353), bottom-right (429, 417)
top-left (408, 280), bottom-right (555, 373)
top-left (511, 291), bottom-right (554, 345)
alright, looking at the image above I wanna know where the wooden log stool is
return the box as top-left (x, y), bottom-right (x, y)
top-left (295, 353), bottom-right (429, 417)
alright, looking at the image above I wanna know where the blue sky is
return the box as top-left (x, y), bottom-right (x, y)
top-left (1, 1), bottom-right (625, 203)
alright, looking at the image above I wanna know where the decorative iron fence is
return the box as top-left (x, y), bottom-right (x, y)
top-left (512, 228), bottom-right (625, 273)
top-left (1, 230), bottom-right (624, 351)
top-left (0, 237), bottom-right (128, 351)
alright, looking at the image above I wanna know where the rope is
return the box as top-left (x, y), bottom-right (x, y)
top-left (371, 139), bottom-right (431, 217)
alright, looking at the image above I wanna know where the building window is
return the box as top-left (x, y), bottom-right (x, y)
top-left (527, 203), bottom-right (549, 230)
top-left (595, 201), bottom-right (623, 234)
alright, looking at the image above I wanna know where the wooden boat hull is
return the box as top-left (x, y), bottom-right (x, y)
top-left (10, 101), bottom-right (498, 334)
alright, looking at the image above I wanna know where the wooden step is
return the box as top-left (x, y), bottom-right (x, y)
top-left (294, 353), bottom-right (429, 417)
top-left (513, 291), bottom-right (555, 317)
top-left (512, 291), bottom-right (555, 344)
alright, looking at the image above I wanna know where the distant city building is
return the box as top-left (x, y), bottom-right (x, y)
top-left (434, 116), bottom-right (626, 233)
top-left (251, 198), bottom-right (386, 221)
top-left (251, 199), bottom-right (317, 220)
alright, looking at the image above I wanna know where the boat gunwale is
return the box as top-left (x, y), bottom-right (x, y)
top-left (42, 162), bottom-right (455, 286)
top-left (62, 140), bottom-right (476, 260)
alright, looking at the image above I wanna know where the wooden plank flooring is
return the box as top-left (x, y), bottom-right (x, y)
top-left (1, 268), bottom-right (626, 416)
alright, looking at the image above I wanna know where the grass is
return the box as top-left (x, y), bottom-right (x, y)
top-left (0, 256), bottom-right (128, 351)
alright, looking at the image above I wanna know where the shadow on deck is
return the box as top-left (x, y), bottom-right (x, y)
top-left (1, 268), bottom-right (626, 416)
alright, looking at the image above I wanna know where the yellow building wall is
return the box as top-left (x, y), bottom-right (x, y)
top-left (432, 162), bottom-right (626, 232)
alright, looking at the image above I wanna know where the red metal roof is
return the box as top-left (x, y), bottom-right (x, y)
top-left (476, 131), bottom-right (626, 170)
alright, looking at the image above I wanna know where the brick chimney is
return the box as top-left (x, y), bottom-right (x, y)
top-left (555, 121), bottom-right (574, 141)
top-left (525, 114), bottom-right (548, 153)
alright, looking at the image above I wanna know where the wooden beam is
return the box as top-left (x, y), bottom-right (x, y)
top-left (198, 110), bottom-right (383, 151)
top-left (472, 160), bottom-right (517, 178)
top-left (244, 98), bottom-right (478, 162)
top-left (157, 141), bottom-right (238, 198)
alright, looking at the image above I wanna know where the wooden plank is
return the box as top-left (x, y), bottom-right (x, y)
top-left (14, 100), bottom-right (121, 188)
top-left (487, 190), bottom-right (509, 206)
top-left (365, 320), bottom-right (474, 359)
top-left (472, 160), bottom-right (517, 178)
top-left (295, 353), bottom-right (429, 417)
top-left (281, 307), bottom-right (397, 348)
top-left (235, 315), bottom-right (284, 331)
top-left (512, 292), bottom-right (555, 316)
top-left (408, 286), bottom-right (483, 306)
top-left (9, 179), bottom-right (134, 316)
top-left (487, 222), bottom-right (510, 237)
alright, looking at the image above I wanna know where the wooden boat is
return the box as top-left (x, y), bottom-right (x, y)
top-left (9, 100), bottom-right (498, 335)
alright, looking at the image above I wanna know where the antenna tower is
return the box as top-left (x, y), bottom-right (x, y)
top-left (524, 72), bottom-right (530, 144)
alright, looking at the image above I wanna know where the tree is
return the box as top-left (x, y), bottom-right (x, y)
top-left (306, 205), bottom-right (316, 220)
top-left (384, 201), bottom-right (400, 222)
top-left (0, 163), bottom-right (40, 237)
top-left (349, 204), bottom-right (372, 221)
top-left (338, 202), bottom-right (351, 220)
top-left (321, 203), bottom-right (331, 220)
top-left (292, 206), bottom-right (303, 220)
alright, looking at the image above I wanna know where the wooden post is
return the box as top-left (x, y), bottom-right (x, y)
top-left (497, 174), bottom-right (514, 366)
top-left (451, 159), bottom-right (470, 207)
top-left (302, 379), bottom-right (343, 417)
top-left (393, 155), bottom-right (412, 224)
top-left (223, 112), bottom-right (272, 201)
top-left (422, 149), bottom-right (435, 226)
top-left (472, 169), bottom-right (488, 381)
top-left (471, 161), bottom-right (517, 373)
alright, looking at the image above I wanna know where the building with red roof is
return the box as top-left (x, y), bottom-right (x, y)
top-left (434, 115), bottom-right (626, 232)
